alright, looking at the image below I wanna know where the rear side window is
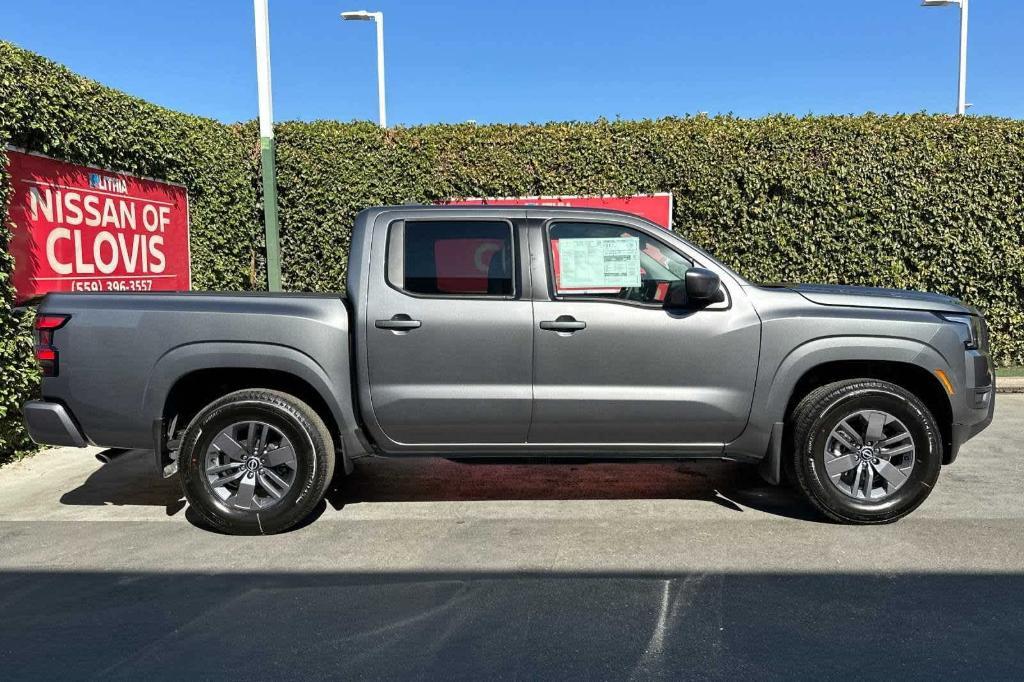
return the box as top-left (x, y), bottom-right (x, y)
top-left (392, 220), bottom-right (514, 297)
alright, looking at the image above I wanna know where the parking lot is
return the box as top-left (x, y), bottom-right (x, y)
top-left (1, 396), bottom-right (1022, 679)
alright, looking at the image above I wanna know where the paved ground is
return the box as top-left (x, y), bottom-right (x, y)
top-left (1, 397), bottom-right (1023, 679)
top-left (998, 374), bottom-right (1024, 392)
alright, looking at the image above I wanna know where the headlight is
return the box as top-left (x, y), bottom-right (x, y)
top-left (940, 313), bottom-right (982, 350)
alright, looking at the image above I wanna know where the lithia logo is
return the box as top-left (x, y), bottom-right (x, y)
top-left (89, 172), bottom-right (128, 194)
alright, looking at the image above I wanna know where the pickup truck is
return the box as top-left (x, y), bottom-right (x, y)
top-left (23, 205), bottom-right (995, 534)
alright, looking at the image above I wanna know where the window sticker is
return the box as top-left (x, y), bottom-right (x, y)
top-left (557, 237), bottom-right (641, 290)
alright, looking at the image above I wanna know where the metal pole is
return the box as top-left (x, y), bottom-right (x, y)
top-left (375, 12), bottom-right (387, 128)
top-left (956, 0), bottom-right (969, 115)
top-left (254, 0), bottom-right (283, 291)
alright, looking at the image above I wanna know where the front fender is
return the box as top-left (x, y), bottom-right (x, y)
top-left (763, 335), bottom-right (950, 420)
top-left (727, 335), bottom-right (952, 460)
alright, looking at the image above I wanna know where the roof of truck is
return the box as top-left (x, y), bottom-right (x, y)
top-left (359, 204), bottom-right (658, 220)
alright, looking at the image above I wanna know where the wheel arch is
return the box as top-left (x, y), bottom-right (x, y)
top-left (732, 335), bottom-right (956, 464)
top-left (143, 342), bottom-right (365, 473)
top-left (785, 359), bottom-right (953, 463)
top-left (163, 367), bottom-right (341, 444)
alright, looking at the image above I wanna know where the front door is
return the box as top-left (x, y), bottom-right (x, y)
top-left (365, 217), bottom-right (533, 446)
top-left (528, 219), bottom-right (760, 447)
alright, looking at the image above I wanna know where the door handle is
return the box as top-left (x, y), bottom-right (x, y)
top-left (539, 316), bottom-right (586, 332)
top-left (375, 314), bottom-right (422, 331)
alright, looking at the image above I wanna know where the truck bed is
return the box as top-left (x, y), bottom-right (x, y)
top-left (35, 292), bottom-right (354, 450)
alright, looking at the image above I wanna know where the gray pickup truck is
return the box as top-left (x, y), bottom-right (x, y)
top-left (23, 205), bottom-right (994, 534)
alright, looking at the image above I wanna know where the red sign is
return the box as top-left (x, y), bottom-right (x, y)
top-left (6, 150), bottom-right (191, 303)
top-left (434, 238), bottom-right (505, 293)
top-left (443, 193), bottom-right (673, 229)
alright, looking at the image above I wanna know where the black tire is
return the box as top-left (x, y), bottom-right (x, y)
top-left (179, 389), bottom-right (335, 535)
top-left (789, 379), bottom-right (942, 524)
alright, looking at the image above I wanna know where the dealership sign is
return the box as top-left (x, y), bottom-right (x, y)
top-left (443, 193), bottom-right (673, 229)
top-left (6, 150), bottom-right (191, 303)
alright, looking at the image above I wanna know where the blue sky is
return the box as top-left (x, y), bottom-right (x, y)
top-left (5, 1), bottom-right (1023, 125)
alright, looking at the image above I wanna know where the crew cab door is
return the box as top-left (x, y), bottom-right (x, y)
top-left (363, 214), bottom-right (533, 446)
top-left (527, 217), bottom-right (760, 448)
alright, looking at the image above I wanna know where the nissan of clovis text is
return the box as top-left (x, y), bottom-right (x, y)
top-left (23, 206), bottom-right (994, 534)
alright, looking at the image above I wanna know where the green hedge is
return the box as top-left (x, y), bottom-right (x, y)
top-left (271, 117), bottom-right (1024, 365)
top-left (0, 145), bottom-right (37, 462)
top-left (2, 41), bottom-right (1024, 462)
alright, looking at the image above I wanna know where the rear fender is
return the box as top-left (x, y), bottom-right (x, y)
top-left (142, 342), bottom-right (364, 469)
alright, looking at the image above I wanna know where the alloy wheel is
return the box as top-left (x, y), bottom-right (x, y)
top-left (204, 421), bottom-right (298, 510)
top-left (823, 410), bottom-right (916, 500)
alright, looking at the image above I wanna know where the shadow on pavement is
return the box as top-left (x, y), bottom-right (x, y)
top-left (58, 449), bottom-right (822, 525)
top-left (327, 457), bottom-right (821, 521)
top-left (0, 569), bottom-right (1020, 679)
top-left (58, 448), bottom-right (186, 516)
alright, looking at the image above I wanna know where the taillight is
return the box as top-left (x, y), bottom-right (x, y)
top-left (34, 314), bottom-right (69, 377)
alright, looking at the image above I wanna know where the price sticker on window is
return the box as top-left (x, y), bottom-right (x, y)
top-left (557, 237), bottom-right (641, 289)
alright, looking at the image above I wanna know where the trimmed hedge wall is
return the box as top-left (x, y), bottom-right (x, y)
top-left (271, 117), bottom-right (1024, 362)
top-left (2, 41), bottom-right (1023, 463)
top-left (0, 145), bottom-right (37, 462)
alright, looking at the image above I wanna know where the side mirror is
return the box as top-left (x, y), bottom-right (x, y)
top-left (664, 268), bottom-right (722, 308)
top-left (685, 268), bottom-right (721, 302)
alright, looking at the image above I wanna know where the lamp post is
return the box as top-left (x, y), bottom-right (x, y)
top-left (341, 10), bottom-right (387, 128)
top-left (921, 0), bottom-right (970, 115)
top-left (253, 0), bottom-right (282, 290)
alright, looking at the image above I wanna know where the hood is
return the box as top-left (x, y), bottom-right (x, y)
top-left (768, 283), bottom-right (977, 315)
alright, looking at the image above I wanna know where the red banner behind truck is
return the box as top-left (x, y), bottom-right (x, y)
top-left (444, 193), bottom-right (673, 229)
top-left (431, 194), bottom-right (673, 294)
top-left (6, 150), bottom-right (191, 304)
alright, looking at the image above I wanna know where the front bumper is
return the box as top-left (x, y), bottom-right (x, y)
top-left (22, 400), bottom-right (88, 448)
top-left (948, 386), bottom-right (995, 463)
top-left (946, 354), bottom-right (996, 464)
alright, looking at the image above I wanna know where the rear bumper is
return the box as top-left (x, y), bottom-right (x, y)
top-left (22, 400), bottom-right (88, 448)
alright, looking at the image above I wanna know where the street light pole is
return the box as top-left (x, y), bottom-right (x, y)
top-left (921, 0), bottom-right (970, 115)
top-left (956, 0), bottom-right (969, 116)
top-left (253, 0), bottom-right (282, 290)
top-left (341, 10), bottom-right (387, 128)
top-left (375, 12), bottom-right (387, 128)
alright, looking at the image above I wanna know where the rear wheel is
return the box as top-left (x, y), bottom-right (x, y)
top-left (179, 389), bottom-right (335, 535)
top-left (789, 379), bottom-right (942, 524)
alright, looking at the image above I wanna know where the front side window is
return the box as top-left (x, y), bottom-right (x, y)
top-left (547, 222), bottom-right (692, 304)
top-left (396, 220), bottom-right (514, 296)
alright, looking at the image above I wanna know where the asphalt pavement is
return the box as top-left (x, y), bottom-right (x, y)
top-left (2, 396), bottom-right (1023, 680)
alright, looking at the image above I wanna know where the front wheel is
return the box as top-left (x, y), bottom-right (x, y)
top-left (179, 389), bottom-right (335, 535)
top-left (790, 379), bottom-right (942, 524)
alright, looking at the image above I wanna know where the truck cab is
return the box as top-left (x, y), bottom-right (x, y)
top-left (349, 206), bottom-right (759, 455)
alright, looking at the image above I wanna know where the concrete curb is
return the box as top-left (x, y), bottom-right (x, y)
top-left (996, 376), bottom-right (1024, 394)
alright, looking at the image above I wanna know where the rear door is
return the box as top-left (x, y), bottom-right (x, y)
top-left (528, 217), bottom-right (760, 448)
top-left (364, 214), bottom-right (534, 447)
